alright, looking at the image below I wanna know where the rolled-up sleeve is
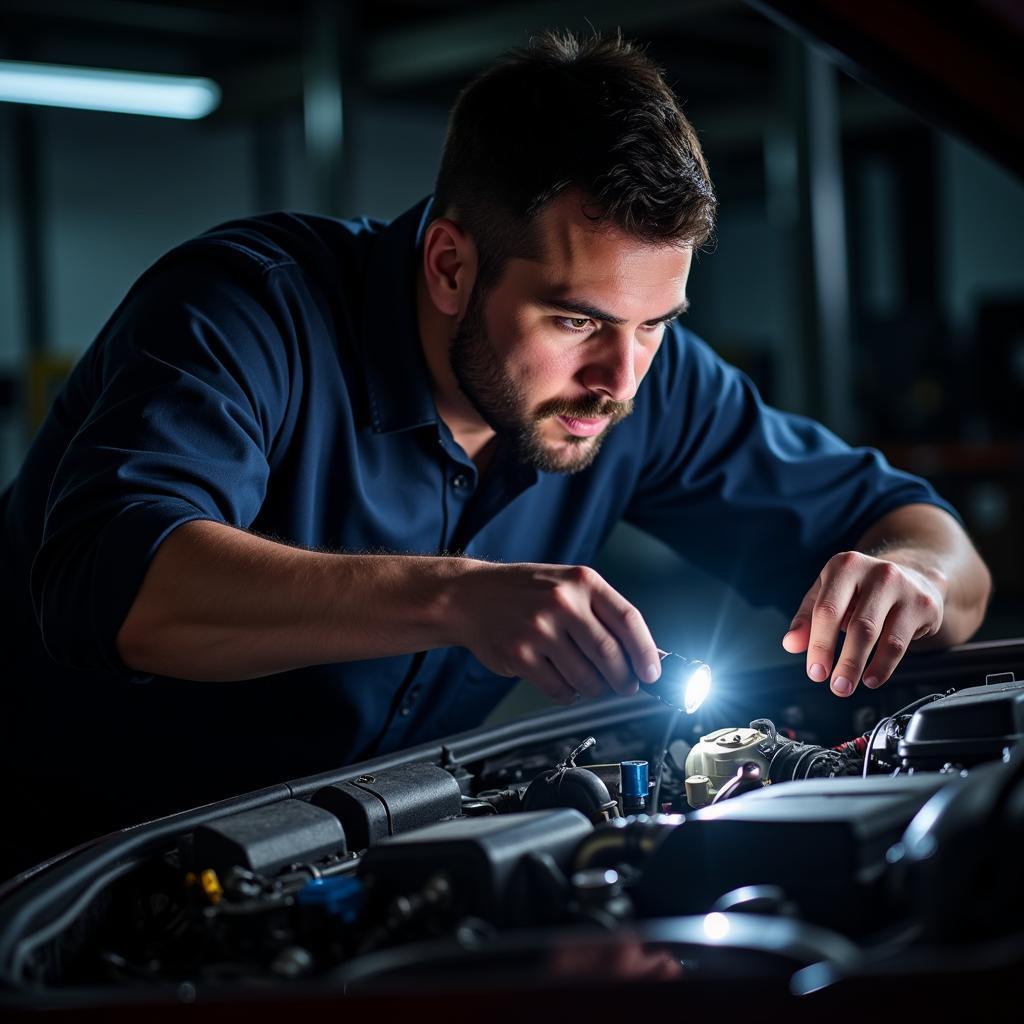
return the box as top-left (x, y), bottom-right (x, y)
top-left (30, 256), bottom-right (293, 671)
top-left (626, 328), bottom-right (960, 613)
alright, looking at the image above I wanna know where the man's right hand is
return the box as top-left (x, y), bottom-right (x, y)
top-left (449, 561), bottom-right (662, 704)
top-left (117, 523), bottom-right (660, 701)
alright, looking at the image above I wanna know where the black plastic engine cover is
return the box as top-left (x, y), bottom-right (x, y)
top-left (311, 763), bottom-right (462, 850)
top-left (359, 808), bottom-right (592, 924)
top-left (899, 680), bottom-right (1024, 768)
top-left (634, 775), bottom-right (953, 932)
top-left (192, 799), bottom-right (347, 875)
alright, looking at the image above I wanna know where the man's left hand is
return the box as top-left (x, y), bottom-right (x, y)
top-left (782, 550), bottom-right (947, 697)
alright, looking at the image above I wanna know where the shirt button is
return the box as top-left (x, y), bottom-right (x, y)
top-left (409, 684), bottom-right (422, 702)
top-left (400, 706), bottom-right (411, 717)
top-left (452, 473), bottom-right (470, 491)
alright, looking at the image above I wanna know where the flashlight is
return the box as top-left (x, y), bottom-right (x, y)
top-left (644, 651), bottom-right (712, 713)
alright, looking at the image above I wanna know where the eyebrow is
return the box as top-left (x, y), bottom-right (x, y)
top-left (538, 296), bottom-right (690, 325)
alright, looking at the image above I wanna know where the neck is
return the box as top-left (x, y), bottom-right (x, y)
top-left (415, 266), bottom-right (497, 463)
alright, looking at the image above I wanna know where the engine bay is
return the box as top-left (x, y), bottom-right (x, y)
top-left (3, 644), bottom-right (1024, 1011)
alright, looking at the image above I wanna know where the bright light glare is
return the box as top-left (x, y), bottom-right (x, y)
top-left (0, 60), bottom-right (221, 119)
top-left (684, 663), bottom-right (712, 714)
top-left (703, 912), bottom-right (730, 941)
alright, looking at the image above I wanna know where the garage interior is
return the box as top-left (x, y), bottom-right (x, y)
top-left (1, 2), bottom-right (1020, 698)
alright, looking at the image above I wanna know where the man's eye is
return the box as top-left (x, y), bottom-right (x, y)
top-left (642, 317), bottom-right (675, 333)
top-left (555, 317), bottom-right (595, 334)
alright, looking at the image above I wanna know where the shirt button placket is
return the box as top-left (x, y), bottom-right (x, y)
top-left (399, 683), bottom-right (423, 718)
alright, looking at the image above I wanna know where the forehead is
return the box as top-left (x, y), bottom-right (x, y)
top-left (498, 191), bottom-right (692, 315)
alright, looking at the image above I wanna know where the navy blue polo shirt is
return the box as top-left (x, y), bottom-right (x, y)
top-left (0, 195), bottom-right (956, 836)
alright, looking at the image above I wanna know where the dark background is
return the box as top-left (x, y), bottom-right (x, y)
top-left (0, 0), bottom-right (1020, 716)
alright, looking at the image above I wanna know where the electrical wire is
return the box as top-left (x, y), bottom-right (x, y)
top-left (666, 747), bottom-right (687, 778)
top-left (862, 692), bottom-right (947, 778)
top-left (650, 707), bottom-right (682, 812)
top-left (863, 717), bottom-right (892, 779)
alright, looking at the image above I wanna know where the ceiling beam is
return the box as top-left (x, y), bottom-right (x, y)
top-left (0, 0), bottom-right (294, 42)
top-left (365, 0), bottom-right (737, 89)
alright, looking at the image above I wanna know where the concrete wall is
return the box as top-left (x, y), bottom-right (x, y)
top-left (940, 134), bottom-right (1024, 334)
top-left (29, 101), bottom-right (447, 361)
top-left (43, 107), bottom-right (255, 357)
top-left (0, 100), bottom-right (448, 488)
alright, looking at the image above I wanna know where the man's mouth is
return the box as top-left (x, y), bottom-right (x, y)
top-left (555, 414), bottom-right (609, 438)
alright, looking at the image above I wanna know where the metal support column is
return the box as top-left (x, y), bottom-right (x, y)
top-left (12, 106), bottom-right (47, 360)
top-left (789, 38), bottom-right (856, 439)
top-left (303, 0), bottom-right (354, 216)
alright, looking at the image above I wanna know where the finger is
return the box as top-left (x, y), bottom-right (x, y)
top-left (783, 580), bottom-right (819, 654)
top-left (566, 615), bottom-right (636, 696)
top-left (862, 604), bottom-right (916, 689)
top-left (589, 583), bottom-right (660, 690)
top-left (518, 651), bottom-right (578, 705)
top-left (806, 562), bottom-right (861, 683)
top-left (828, 588), bottom-right (894, 698)
top-left (831, 561), bottom-right (922, 696)
top-left (549, 634), bottom-right (613, 699)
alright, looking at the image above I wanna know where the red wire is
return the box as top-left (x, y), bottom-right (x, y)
top-left (831, 736), bottom-right (868, 755)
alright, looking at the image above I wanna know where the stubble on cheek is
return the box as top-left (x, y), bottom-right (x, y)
top-left (448, 293), bottom-right (634, 473)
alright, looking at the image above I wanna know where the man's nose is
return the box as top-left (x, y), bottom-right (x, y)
top-left (580, 331), bottom-right (637, 403)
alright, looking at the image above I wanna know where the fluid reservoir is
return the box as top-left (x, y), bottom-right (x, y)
top-left (683, 726), bottom-right (769, 805)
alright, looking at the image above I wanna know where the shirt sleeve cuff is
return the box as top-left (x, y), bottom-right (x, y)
top-left (33, 498), bottom-right (218, 674)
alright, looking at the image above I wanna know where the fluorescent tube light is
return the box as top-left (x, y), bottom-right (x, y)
top-left (0, 60), bottom-right (221, 119)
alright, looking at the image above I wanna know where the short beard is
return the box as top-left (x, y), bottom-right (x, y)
top-left (449, 284), bottom-right (633, 474)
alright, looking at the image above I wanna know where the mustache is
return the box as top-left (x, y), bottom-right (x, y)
top-left (535, 395), bottom-right (634, 423)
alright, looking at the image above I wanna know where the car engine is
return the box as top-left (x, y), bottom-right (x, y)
top-left (2, 645), bottom-right (1024, 1011)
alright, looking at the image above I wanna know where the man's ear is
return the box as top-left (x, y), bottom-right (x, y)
top-left (421, 217), bottom-right (478, 319)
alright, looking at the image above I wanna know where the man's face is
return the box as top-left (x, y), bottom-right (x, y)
top-left (450, 193), bottom-right (693, 473)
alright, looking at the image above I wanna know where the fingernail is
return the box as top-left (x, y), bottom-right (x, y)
top-left (644, 663), bottom-right (660, 683)
top-left (864, 676), bottom-right (879, 689)
top-left (832, 676), bottom-right (853, 696)
top-left (809, 663), bottom-right (828, 682)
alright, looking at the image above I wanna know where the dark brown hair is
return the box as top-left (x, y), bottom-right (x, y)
top-left (433, 30), bottom-right (717, 288)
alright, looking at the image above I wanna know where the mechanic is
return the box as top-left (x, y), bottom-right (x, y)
top-left (0, 32), bottom-right (991, 876)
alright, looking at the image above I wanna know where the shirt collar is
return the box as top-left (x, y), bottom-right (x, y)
top-left (359, 195), bottom-right (438, 434)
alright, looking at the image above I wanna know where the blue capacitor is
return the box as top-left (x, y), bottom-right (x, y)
top-left (619, 760), bottom-right (649, 814)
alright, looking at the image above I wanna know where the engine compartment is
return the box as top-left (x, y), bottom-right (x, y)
top-left (3, 648), bottom-right (1024, 1010)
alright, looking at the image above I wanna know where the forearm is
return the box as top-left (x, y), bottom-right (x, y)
top-left (116, 520), bottom-right (467, 680)
top-left (854, 503), bottom-right (992, 648)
